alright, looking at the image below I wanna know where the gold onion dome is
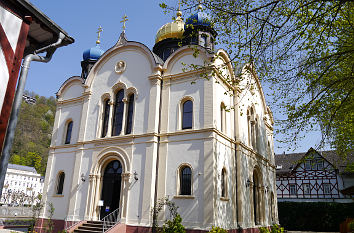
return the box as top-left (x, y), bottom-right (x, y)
top-left (155, 10), bottom-right (185, 43)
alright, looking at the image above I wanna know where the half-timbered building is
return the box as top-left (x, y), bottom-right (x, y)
top-left (275, 148), bottom-right (353, 203)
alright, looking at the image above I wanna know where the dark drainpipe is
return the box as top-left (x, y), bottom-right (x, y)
top-left (0, 33), bottom-right (66, 196)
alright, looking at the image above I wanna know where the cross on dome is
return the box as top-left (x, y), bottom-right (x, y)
top-left (96, 26), bottom-right (103, 45)
top-left (120, 14), bottom-right (128, 32)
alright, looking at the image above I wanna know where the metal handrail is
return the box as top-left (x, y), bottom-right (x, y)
top-left (101, 208), bottom-right (120, 232)
top-left (64, 218), bottom-right (81, 232)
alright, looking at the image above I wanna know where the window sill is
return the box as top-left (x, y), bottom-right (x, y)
top-left (53, 194), bottom-right (64, 197)
top-left (220, 197), bottom-right (229, 201)
top-left (174, 195), bottom-right (195, 199)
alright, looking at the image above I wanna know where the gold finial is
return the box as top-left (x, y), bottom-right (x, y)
top-left (120, 14), bottom-right (128, 32)
top-left (198, 0), bottom-right (203, 10)
top-left (176, 0), bottom-right (182, 18)
top-left (96, 26), bottom-right (103, 45)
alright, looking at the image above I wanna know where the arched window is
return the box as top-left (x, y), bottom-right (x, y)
top-left (112, 90), bottom-right (125, 136)
top-left (182, 100), bottom-right (193, 129)
top-left (270, 192), bottom-right (275, 223)
top-left (125, 94), bottom-right (134, 134)
top-left (248, 107), bottom-right (256, 149)
top-left (252, 171), bottom-right (261, 225)
top-left (101, 99), bottom-right (110, 137)
top-left (180, 166), bottom-right (192, 195)
top-left (267, 141), bottom-right (271, 160)
top-left (255, 118), bottom-right (259, 152)
top-left (64, 121), bottom-right (73, 144)
top-left (221, 168), bottom-right (227, 198)
top-left (220, 103), bottom-right (226, 133)
top-left (56, 172), bottom-right (65, 195)
top-left (200, 34), bottom-right (208, 47)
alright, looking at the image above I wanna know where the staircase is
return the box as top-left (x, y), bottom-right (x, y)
top-left (73, 221), bottom-right (115, 233)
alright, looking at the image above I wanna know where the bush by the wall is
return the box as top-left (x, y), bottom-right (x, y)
top-left (278, 202), bottom-right (354, 232)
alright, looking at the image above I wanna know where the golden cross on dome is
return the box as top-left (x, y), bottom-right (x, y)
top-left (198, 0), bottom-right (203, 10)
top-left (96, 26), bottom-right (103, 45)
top-left (120, 14), bottom-right (128, 32)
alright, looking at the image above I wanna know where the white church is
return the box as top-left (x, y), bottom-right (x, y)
top-left (39, 5), bottom-right (278, 233)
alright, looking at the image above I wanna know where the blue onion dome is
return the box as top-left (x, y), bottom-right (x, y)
top-left (185, 11), bottom-right (211, 27)
top-left (83, 44), bottom-right (104, 60)
top-left (185, 4), bottom-right (211, 27)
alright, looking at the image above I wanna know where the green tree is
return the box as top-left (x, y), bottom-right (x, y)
top-left (10, 92), bottom-right (56, 175)
top-left (161, 0), bottom-right (353, 160)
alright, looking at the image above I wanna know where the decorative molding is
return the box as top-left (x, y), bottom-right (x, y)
top-left (115, 60), bottom-right (126, 74)
top-left (57, 96), bottom-right (85, 105)
top-left (173, 195), bottom-right (195, 199)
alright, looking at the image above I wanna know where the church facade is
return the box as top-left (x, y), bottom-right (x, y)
top-left (40, 7), bottom-right (278, 233)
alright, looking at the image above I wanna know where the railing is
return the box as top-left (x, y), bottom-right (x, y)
top-left (64, 218), bottom-right (82, 233)
top-left (102, 208), bottom-right (120, 233)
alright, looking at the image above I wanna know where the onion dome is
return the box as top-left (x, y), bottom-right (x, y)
top-left (185, 11), bottom-right (211, 27)
top-left (83, 26), bottom-right (104, 61)
top-left (185, 3), bottom-right (211, 27)
top-left (83, 44), bottom-right (104, 60)
top-left (155, 10), bottom-right (185, 44)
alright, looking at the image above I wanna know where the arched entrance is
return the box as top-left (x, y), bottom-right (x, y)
top-left (100, 160), bottom-right (122, 218)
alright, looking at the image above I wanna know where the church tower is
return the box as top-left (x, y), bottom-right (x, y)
top-left (183, 4), bottom-right (217, 50)
top-left (80, 27), bottom-right (104, 79)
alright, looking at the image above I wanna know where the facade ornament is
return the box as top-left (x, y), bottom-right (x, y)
top-left (115, 60), bottom-right (126, 74)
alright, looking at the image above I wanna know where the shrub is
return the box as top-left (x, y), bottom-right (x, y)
top-left (259, 227), bottom-right (270, 233)
top-left (278, 202), bottom-right (354, 232)
top-left (259, 224), bottom-right (284, 233)
top-left (161, 214), bottom-right (185, 233)
top-left (348, 220), bottom-right (354, 232)
top-left (208, 226), bottom-right (228, 233)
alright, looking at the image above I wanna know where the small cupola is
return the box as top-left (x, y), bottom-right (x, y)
top-left (153, 7), bottom-right (185, 61)
top-left (81, 26), bottom-right (105, 79)
top-left (184, 4), bottom-right (217, 50)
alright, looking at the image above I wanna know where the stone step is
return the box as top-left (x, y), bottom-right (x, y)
top-left (72, 220), bottom-right (116, 233)
top-left (74, 229), bottom-right (102, 233)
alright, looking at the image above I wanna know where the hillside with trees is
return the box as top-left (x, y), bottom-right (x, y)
top-left (10, 91), bottom-right (56, 175)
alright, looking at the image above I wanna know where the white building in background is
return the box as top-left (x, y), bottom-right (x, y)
top-left (1, 164), bottom-right (44, 205)
top-left (40, 6), bottom-right (277, 233)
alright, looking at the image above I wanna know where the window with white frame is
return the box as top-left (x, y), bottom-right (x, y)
top-left (64, 121), bottom-right (73, 144)
top-left (182, 100), bottom-right (193, 130)
top-left (179, 166), bottom-right (192, 195)
top-left (221, 168), bottom-right (227, 198)
top-left (56, 172), bottom-right (65, 195)
top-left (220, 103), bottom-right (226, 133)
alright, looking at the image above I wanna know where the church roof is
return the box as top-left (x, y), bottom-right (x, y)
top-left (275, 148), bottom-right (353, 174)
top-left (8, 164), bottom-right (38, 173)
top-left (185, 11), bottom-right (211, 27)
top-left (155, 13), bottom-right (185, 44)
top-left (83, 44), bottom-right (104, 60)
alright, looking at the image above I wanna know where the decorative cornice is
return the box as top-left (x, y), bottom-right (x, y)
top-left (264, 120), bottom-right (273, 131)
top-left (235, 141), bottom-right (276, 169)
top-left (57, 96), bottom-right (85, 105)
top-left (163, 69), bottom-right (204, 81)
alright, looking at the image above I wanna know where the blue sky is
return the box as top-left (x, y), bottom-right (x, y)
top-left (25, 0), bottom-right (325, 154)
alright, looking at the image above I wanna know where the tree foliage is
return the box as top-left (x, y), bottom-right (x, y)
top-left (161, 0), bottom-right (353, 157)
top-left (10, 91), bottom-right (56, 175)
top-left (152, 197), bottom-right (186, 233)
